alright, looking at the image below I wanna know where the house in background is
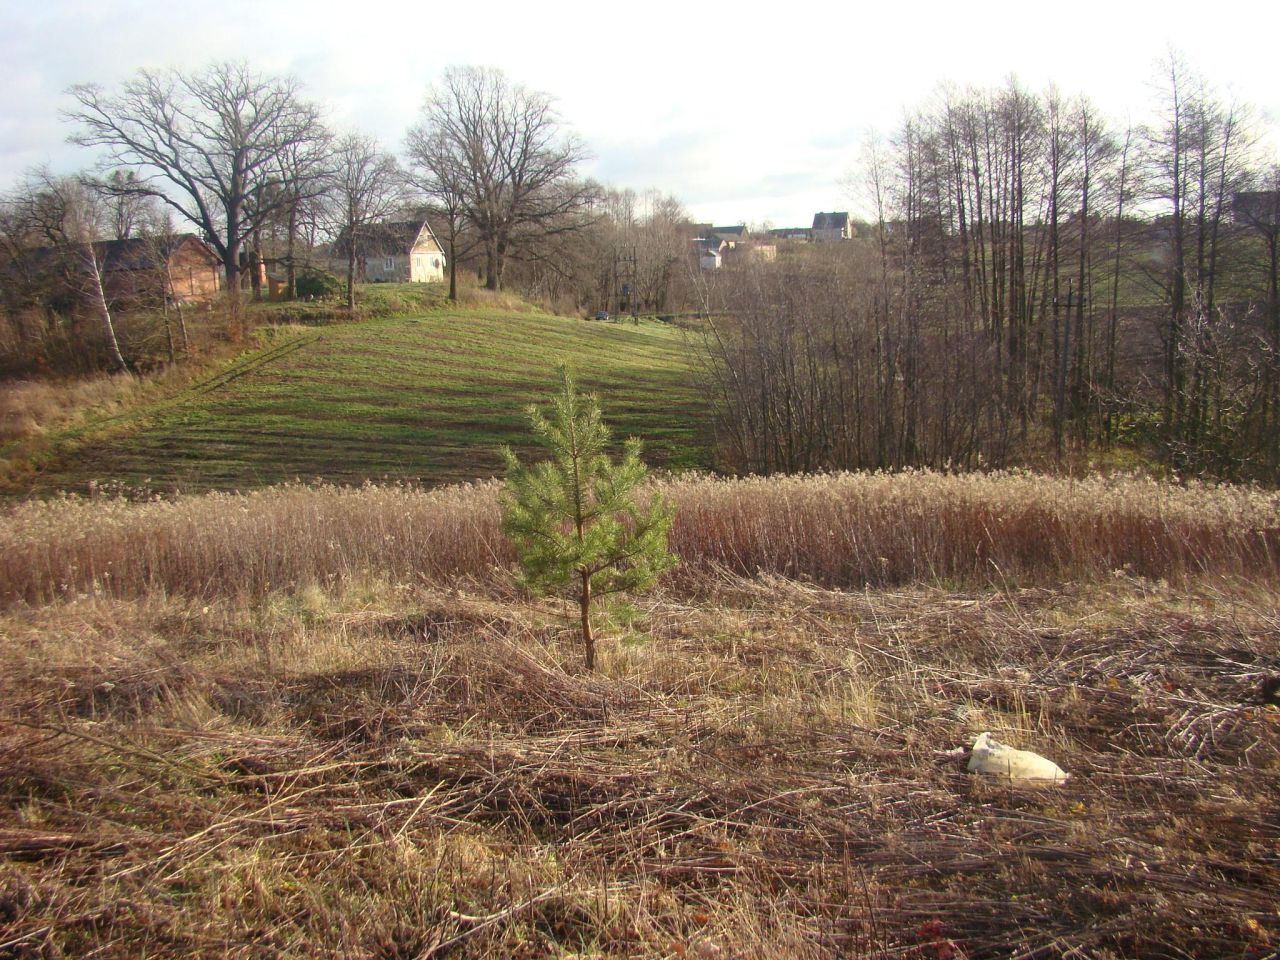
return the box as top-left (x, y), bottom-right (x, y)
top-left (811, 211), bottom-right (854, 241)
top-left (695, 237), bottom-right (724, 270)
top-left (333, 220), bottom-right (445, 283)
top-left (8, 233), bottom-right (222, 308)
top-left (769, 227), bottom-right (812, 242)
top-left (96, 234), bottom-right (223, 302)
top-left (711, 225), bottom-right (749, 249)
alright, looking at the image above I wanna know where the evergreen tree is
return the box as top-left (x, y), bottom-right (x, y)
top-left (500, 370), bottom-right (676, 671)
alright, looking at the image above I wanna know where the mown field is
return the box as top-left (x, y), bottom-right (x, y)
top-left (1, 471), bottom-right (1278, 958)
top-left (10, 294), bottom-right (706, 495)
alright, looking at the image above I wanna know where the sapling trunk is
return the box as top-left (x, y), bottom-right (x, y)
top-left (580, 569), bottom-right (595, 671)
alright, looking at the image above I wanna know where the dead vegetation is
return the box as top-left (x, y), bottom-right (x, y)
top-left (0, 569), bottom-right (1277, 959)
top-left (1, 472), bottom-right (1278, 957)
top-left (2, 470), bottom-right (1277, 606)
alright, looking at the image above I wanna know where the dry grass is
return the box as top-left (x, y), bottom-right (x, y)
top-left (2, 470), bottom-right (1277, 607)
top-left (0, 374), bottom-right (153, 445)
top-left (0, 575), bottom-right (1276, 958)
top-left (2, 471), bottom-right (1278, 957)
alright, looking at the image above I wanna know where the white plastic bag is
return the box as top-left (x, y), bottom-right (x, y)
top-left (967, 732), bottom-right (1069, 784)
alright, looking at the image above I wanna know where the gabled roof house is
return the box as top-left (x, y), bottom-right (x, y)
top-left (333, 220), bottom-right (445, 283)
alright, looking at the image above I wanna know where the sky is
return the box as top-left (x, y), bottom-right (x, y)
top-left (3, 0), bottom-right (1278, 229)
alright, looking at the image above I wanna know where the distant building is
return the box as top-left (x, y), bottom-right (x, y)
top-left (769, 227), bottom-right (812, 242)
top-left (333, 220), bottom-right (445, 283)
top-left (811, 211), bottom-right (854, 241)
top-left (7, 233), bottom-right (222, 307)
top-left (710, 225), bottom-right (749, 249)
top-left (695, 237), bottom-right (724, 270)
top-left (98, 234), bottom-right (223, 302)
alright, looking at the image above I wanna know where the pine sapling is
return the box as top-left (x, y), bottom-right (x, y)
top-left (500, 370), bottom-right (676, 671)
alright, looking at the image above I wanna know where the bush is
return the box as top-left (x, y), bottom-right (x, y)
top-left (295, 269), bottom-right (342, 301)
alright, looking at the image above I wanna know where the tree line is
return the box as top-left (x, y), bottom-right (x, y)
top-left (1, 62), bottom-right (698, 375)
top-left (698, 56), bottom-right (1280, 482)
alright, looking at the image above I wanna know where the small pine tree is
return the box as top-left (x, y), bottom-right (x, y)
top-left (500, 370), bottom-right (676, 671)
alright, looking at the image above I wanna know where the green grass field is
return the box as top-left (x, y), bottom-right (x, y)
top-left (23, 297), bottom-right (708, 494)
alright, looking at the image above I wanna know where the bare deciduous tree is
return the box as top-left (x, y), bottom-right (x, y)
top-left (4, 169), bottom-right (127, 371)
top-left (407, 66), bottom-right (595, 291)
top-left (326, 134), bottom-right (406, 311)
top-left (65, 61), bottom-right (329, 309)
top-left (404, 125), bottom-right (477, 301)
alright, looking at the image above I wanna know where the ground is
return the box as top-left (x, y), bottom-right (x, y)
top-left (0, 571), bottom-right (1276, 959)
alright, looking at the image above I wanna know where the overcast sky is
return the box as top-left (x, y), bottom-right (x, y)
top-left (3, 0), bottom-right (1278, 228)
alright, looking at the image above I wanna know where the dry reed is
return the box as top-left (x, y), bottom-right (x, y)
top-left (2, 470), bottom-right (1278, 607)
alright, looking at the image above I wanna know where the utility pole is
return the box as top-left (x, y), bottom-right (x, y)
top-left (616, 245), bottom-right (638, 318)
top-left (1054, 279), bottom-right (1083, 462)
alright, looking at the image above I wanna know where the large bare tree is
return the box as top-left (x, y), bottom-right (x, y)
top-left (325, 133), bottom-right (406, 310)
top-left (406, 66), bottom-right (594, 291)
top-left (404, 125), bottom-right (477, 301)
top-left (65, 61), bottom-right (329, 303)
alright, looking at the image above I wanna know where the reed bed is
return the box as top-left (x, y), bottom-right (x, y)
top-left (2, 470), bottom-right (1278, 606)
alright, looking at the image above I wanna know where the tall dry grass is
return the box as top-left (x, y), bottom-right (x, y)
top-left (665, 470), bottom-right (1280, 586)
top-left (0, 372), bottom-right (147, 444)
top-left (1, 470), bottom-right (1277, 606)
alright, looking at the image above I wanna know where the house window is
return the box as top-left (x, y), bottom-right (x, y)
top-left (385, 258), bottom-right (394, 271)
top-left (432, 258), bottom-right (440, 269)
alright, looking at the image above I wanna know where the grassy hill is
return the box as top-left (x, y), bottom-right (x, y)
top-left (14, 294), bottom-right (707, 494)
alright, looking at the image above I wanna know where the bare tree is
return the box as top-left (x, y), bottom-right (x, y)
top-left (65, 61), bottom-right (329, 310)
top-left (5, 169), bottom-right (127, 371)
top-left (99, 170), bottom-right (156, 241)
top-left (404, 125), bottom-right (478, 301)
top-left (407, 66), bottom-right (595, 291)
top-left (325, 134), bottom-right (406, 310)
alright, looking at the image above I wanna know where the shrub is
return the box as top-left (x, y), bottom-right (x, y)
top-left (295, 269), bottom-right (343, 301)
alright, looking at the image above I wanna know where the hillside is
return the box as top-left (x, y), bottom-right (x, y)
top-left (11, 299), bottom-right (706, 495)
top-left (1, 472), bottom-right (1277, 958)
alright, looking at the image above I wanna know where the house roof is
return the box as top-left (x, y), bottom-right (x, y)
top-left (812, 212), bottom-right (850, 231)
top-left (335, 220), bottom-right (441, 258)
top-left (94, 235), bottom-right (220, 271)
top-left (15, 233), bottom-right (218, 277)
top-left (712, 225), bottom-right (748, 239)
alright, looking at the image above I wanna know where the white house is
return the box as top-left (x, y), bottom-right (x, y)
top-left (695, 238), bottom-right (724, 270)
top-left (334, 220), bottom-right (446, 283)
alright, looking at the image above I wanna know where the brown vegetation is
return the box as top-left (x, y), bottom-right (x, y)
top-left (0, 573), bottom-right (1276, 957)
top-left (2, 472), bottom-right (1278, 958)
top-left (2, 471), bottom-right (1276, 608)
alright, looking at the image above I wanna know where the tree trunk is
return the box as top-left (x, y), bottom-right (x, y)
top-left (250, 248), bottom-right (263, 302)
top-left (84, 245), bottom-right (128, 373)
top-left (286, 204), bottom-right (298, 301)
top-left (176, 297), bottom-right (190, 357)
top-left (579, 570), bottom-right (595, 672)
top-left (347, 248), bottom-right (357, 312)
top-left (448, 235), bottom-right (458, 302)
top-left (485, 244), bottom-right (499, 291)
top-left (161, 296), bottom-right (176, 364)
top-left (223, 248), bottom-right (242, 332)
